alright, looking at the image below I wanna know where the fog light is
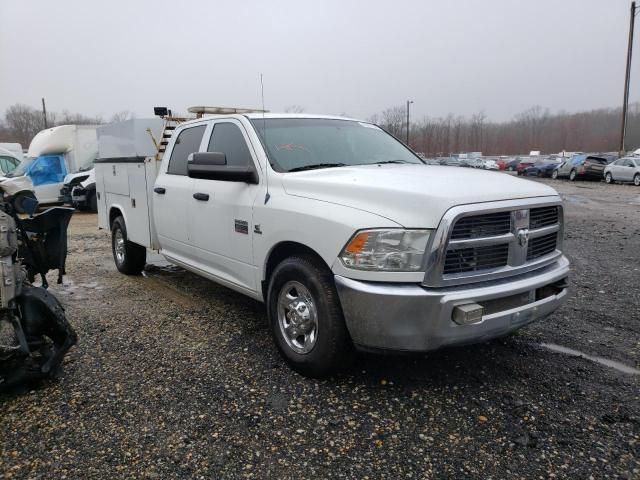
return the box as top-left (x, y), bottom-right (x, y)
top-left (452, 303), bottom-right (484, 325)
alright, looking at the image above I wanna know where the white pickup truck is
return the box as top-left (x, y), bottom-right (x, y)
top-left (96, 112), bottom-right (569, 377)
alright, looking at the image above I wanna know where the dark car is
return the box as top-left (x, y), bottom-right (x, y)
top-left (505, 158), bottom-right (521, 171)
top-left (524, 159), bottom-right (562, 177)
top-left (516, 160), bottom-right (536, 175)
top-left (552, 154), bottom-right (607, 181)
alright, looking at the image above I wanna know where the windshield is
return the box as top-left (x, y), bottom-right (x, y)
top-left (250, 118), bottom-right (423, 172)
top-left (9, 157), bottom-right (35, 177)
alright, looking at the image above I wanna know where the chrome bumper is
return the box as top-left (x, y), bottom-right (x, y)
top-left (335, 256), bottom-right (570, 352)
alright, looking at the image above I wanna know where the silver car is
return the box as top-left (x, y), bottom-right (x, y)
top-left (604, 157), bottom-right (640, 186)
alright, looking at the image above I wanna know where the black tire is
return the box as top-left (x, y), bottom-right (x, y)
top-left (605, 172), bottom-right (613, 184)
top-left (634, 174), bottom-right (640, 187)
top-left (569, 169), bottom-right (577, 181)
top-left (13, 191), bottom-right (38, 214)
top-left (111, 216), bottom-right (146, 275)
top-left (551, 169), bottom-right (559, 179)
top-left (267, 255), bottom-right (352, 378)
top-left (87, 190), bottom-right (98, 213)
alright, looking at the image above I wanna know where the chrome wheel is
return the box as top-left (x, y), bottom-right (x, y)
top-left (634, 174), bottom-right (640, 186)
top-left (605, 173), bottom-right (612, 184)
top-left (114, 229), bottom-right (126, 265)
top-left (277, 281), bottom-right (318, 354)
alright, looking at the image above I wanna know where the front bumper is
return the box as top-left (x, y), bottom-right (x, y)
top-left (335, 256), bottom-right (570, 352)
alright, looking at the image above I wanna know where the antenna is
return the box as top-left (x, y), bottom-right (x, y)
top-left (261, 73), bottom-right (270, 204)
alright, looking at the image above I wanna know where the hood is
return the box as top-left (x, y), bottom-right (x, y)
top-left (281, 164), bottom-right (560, 227)
top-left (0, 175), bottom-right (34, 196)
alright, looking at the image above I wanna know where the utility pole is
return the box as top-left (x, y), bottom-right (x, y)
top-left (620, 1), bottom-right (637, 153)
top-left (406, 100), bottom-right (413, 145)
top-left (41, 97), bottom-right (48, 129)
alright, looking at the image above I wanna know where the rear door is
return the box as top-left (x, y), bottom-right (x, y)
top-left (153, 123), bottom-right (207, 261)
top-left (189, 119), bottom-right (262, 293)
top-left (617, 159), bottom-right (632, 181)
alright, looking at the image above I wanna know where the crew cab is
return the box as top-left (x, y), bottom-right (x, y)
top-left (96, 110), bottom-right (570, 377)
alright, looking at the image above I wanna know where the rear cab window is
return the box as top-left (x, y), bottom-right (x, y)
top-left (167, 125), bottom-right (207, 175)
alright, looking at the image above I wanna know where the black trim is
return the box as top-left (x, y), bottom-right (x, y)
top-left (94, 156), bottom-right (146, 164)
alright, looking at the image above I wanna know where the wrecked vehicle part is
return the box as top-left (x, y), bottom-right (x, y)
top-left (0, 200), bottom-right (76, 393)
top-left (17, 207), bottom-right (74, 287)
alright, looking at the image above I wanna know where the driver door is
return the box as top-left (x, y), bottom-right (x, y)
top-left (188, 119), bottom-right (262, 293)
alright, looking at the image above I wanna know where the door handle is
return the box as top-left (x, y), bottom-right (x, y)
top-left (154, 187), bottom-right (166, 194)
top-left (193, 192), bottom-right (209, 201)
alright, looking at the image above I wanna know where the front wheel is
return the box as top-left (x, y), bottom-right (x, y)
top-left (267, 255), bottom-right (352, 378)
top-left (569, 169), bottom-right (577, 181)
top-left (551, 169), bottom-right (559, 179)
top-left (634, 174), bottom-right (640, 186)
top-left (111, 216), bottom-right (146, 275)
top-left (605, 172), bottom-right (613, 184)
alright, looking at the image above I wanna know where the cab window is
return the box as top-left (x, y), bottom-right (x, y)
top-left (207, 123), bottom-right (252, 167)
top-left (167, 125), bottom-right (206, 175)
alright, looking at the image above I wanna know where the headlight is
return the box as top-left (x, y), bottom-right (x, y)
top-left (339, 229), bottom-right (432, 271)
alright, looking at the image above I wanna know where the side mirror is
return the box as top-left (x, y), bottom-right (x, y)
top-left (187, 152), bottom-right (258, 184)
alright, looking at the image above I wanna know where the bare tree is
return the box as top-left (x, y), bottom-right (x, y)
top-left (379, 105), bottom-right (406, 138)
top-left (4, 104), bottom-right (44, 146)
top-left (110, 110), bottom-right (134, 122)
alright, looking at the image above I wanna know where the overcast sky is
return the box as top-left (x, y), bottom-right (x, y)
top-left (1, 0), bottom-right (638, 122)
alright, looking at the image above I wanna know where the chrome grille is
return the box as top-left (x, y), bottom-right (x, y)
top-left (530, 206), bottom-right (559, 230)
top-left (527, 232), bottom-right (557, 260)
top-left (428, 201), bottom-right (563, 285)
top-left (444, 244), bottom-right (509, 274)
top-left (450, 211), bottom-right (511, 239)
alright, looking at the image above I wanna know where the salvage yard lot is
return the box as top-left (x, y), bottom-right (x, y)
top-left (1, 177), bottom-right (639, 479)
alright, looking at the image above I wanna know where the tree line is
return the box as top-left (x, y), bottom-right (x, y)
top-left (0, 104), bottom-right (132, 147)
top-left (371, 103), bottom-right (640, 156)
top-left (1, 101), bottom-right (638, 155)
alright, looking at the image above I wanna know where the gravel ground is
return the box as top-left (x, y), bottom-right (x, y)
top-left (1, 177), bottom-right (638, 479)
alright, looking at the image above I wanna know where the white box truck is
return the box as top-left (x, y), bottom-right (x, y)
top-left (96, 109), bottom-right (570, 377)
top-left (4, 125), bottom-right (99, 207)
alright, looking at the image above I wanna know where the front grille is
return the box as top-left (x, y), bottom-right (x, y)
top-left (444, 244), bottom-right (509, 274)
top-left (450, 211), bottom-right (511, 239)
top-left (527, 232), bottom-right (558, 261)
top-left (530, 206), bottom-right (559, 229)
top-left (438, 203), bottom-right (562, 281)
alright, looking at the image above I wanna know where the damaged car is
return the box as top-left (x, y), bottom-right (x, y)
top-left (0, 185), bottom-right (76, 392)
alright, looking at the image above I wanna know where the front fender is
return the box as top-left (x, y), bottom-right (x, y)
top-left (254, 191), bottom-right (399, 282)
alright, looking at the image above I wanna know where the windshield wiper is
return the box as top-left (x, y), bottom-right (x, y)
top-left (288, 163), bottom-right (346, 172)
top-left (370, 160), bottom-right (412, 165)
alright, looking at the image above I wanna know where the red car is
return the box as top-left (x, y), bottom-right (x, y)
top-left (516, 161), bottom-right (535, 175)
top-left (496, 159), bottom-right (508, 170)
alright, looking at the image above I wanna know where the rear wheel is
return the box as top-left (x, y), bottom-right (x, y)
top-left (551, 169), bottom-right (559, 179)
top-left (605, 172), bottom-right (613, 184)
top-left (111, 216), bottom-right (146, 275)
top-left (569, 169), bottom-right (577, 181)
top-left (634, 174), bottom-right (640, 186)
top-left (267, 255), bottom-right (351, 378)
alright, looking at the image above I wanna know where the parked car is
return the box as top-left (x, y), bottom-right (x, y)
top-left (604, 157), bottom-right (640, 186)
top-left (552, 154), bottom-right (607, 181)
top-left (95, 112), bottom-right (569, 377)
top-left (505, 157), bottom-right (522, 171)
top-left (524, 159), bottom-right (561, 177)
top-left (516, 160), bottom-right (536, 175)
top-left (0, 147), bottom-right (21, 175)
top-left (495, 158), bottom-right (511, 170)
top-left (482, 159), bottom-right (499, 170)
